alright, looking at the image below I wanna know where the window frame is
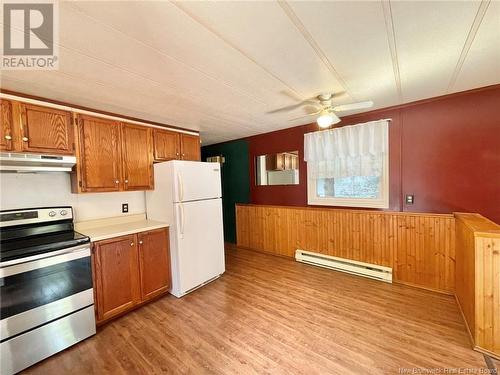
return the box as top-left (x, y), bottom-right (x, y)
top-left (307, 153), bottom-right (389, 209)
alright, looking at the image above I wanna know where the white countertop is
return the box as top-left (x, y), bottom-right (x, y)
top-left (75, 214), bottom-right (169, 242)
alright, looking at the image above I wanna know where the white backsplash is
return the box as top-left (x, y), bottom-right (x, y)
top-left (0, 173), bottom-right (146, 222)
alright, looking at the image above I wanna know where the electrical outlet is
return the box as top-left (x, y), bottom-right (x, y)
top-left (122, 203), bottom-right (129, 213)
top-left (405, 195), bottom-right (414, 205)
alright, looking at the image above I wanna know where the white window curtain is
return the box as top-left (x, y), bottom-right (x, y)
top-left (304, 119), bottom-right (389, 179)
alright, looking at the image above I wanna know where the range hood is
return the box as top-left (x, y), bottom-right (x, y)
top-left (0, 152), bottom-right (76, 172)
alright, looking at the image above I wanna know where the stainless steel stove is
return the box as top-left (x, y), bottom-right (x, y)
top-left (0, 207), bottom-right (96, 374)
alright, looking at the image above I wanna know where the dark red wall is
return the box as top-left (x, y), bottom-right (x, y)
top-left (247, 85), bottom-right (500, 223)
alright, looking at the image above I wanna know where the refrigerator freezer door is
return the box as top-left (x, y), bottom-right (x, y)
top-left (172, 198), bottom-right (225, 297)
top-left (173, 161), bottom-right (222, 203)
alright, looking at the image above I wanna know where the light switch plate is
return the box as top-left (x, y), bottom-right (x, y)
top-left (122, 203), bottom-right (129, 213)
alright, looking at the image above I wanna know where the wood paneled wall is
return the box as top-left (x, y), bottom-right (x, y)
top-left (455, 213), bottom-right (500, 359)
top-left (236, 204), bottom-right (455, 293)
top-left (455, 215), bottom-right (477, 341)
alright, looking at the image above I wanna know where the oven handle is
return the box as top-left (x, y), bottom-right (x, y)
top-left (0, 244), bottom-right (91, 278)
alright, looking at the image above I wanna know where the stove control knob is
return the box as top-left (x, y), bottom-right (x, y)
top-left (49, 211), bottom-right (57, 217)
top-left (60, 210), bottom-right (68, 216)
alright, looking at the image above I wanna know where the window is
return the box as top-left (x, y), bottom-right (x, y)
top-left (307, 156), bottom-right (389, 208)
top-left (316, 176), bottom-right (380, 198)
top-left (305, 120), bottom-right (389, 209)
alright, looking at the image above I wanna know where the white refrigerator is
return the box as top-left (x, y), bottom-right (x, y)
top-left (146, 160), bottom-right (225, 297)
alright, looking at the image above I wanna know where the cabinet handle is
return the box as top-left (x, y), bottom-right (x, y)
top-left (115, 180), bottom-right (119, 184)
top-left (176, 152), bottom-right (179, 156)
top-left (4, 135), bottom-right (11, 140)
top-left (22, 137), bottom-right (28, 142)
top-left (125, 179), bottom-right (129, 184)
top-left (139, 240), bottom-right (143, 245)
top-left (130, 242), bottom-right (134, 246)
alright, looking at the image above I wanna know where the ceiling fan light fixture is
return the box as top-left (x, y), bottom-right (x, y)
top-left (317, 111), bottom-right (340, 128)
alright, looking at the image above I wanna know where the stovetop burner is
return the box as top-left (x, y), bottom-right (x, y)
top-left (0, 207), bottom-right (90, 264)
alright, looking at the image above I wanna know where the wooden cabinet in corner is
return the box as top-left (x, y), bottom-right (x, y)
top-left (0, 100), bottom-right (74, 154)
top-left (0, 100), bottom-right (14, 151)
top-left (92, 228), bottom-right (171, 325)
top-left (153, 129), bottom-right (201, 162)
top-left (153, 129), bottom-right (180, 161)
top-left (138, 229), bottom-right (171, 301)
top-left (72, 115), bottom-right (154, 193)
top-left (180, 133), bottom-right (201, 161)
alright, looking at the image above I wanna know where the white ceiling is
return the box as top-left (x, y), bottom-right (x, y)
top-left (0, 1), bottom-right (498, 145)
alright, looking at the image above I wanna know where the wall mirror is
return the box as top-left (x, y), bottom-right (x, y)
top-left (255, 151), bottom-right (299, 186)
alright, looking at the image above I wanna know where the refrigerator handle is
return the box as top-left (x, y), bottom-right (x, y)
top-left (179, 203), bottom-right (185, 236)
top-left (177, 172), bottom-right (184, 202)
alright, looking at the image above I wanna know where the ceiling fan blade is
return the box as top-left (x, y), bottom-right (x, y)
top-left (289, 110), bottom-right (321, 121)
top-left (267, 98), bottom-right (319, 114)
top-left (267, 102), bottom-right (309, 114)
top-left (332, 100), bottom-right (374, 112)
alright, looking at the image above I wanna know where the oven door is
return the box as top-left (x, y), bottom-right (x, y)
top-left (0, 244), bottom-right (95, 341)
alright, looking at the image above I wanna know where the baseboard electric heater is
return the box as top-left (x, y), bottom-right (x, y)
top-left (295, 250), bottom-right (393, 283)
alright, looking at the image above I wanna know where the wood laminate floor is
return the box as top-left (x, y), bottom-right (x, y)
top-left (25, 247), bottom-right (491, 374)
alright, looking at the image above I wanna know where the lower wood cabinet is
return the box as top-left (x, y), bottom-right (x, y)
top-left (92, 228), bottom-right (170, 324)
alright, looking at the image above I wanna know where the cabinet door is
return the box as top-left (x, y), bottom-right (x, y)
top-left (138, 229), bottom-right (171, 301)
top-left (180, 134), bottom-right (201, 161)
top-left (20, 103), bottom-right (74, 154)
top-left (77, 115), bottom-right (122, 192)
top-left (153, 129), bottom-right (180, 161)
top-left (121, 123), bottom-right (154, 191)
top-left (0, 100), bottom-right (13, 151)
top-left (93, 235), bottom-right (140, 323)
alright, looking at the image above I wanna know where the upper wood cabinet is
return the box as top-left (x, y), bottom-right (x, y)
top-left (93, 235), bottom-right (141, 323)
top-left (153, 130), bottom-right (200, 162)
top-left (153, 129), bottom-right (180, 161)
top-left (93, 228), bottom-right (171, 324)
top-left (121, 124), bottom-right (154, 191)
top-left (0, 100), bottom-right (13, 151)
top-left (0, 100), bottom-right (74, 155)
top-left (180, 134), bottom-right (201, 161)
top-left (138, 229), bottom-right (171, 301)
top-left (75, 115), bottom-right (123, 192)
top-left (19, 103), bottom-right (74, 154)
top-left (73, 115), bottom-right (154, 193)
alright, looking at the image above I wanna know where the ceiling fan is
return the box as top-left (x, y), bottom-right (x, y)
top-left (273, 93), bottom-right (374, 128)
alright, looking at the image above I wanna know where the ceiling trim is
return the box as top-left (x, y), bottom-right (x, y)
top-left (447, 0), bottom-right (491, 93)
top-left (0, 89), bottom-right (199, 135)
top-left (277, 0), bottom-right (355, 101)
top-left (381, 0), bottom-right (403, 103)
top-left (171, 1), bottom-right (305, 100)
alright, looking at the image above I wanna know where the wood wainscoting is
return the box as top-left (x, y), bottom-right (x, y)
top-left (455, 213), bottom-right (500, 359)
top-left (236, 204), bottom-right (456, 294)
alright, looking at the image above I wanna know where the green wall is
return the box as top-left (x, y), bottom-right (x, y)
top-left (201, 139), bottom-right (250, 243)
